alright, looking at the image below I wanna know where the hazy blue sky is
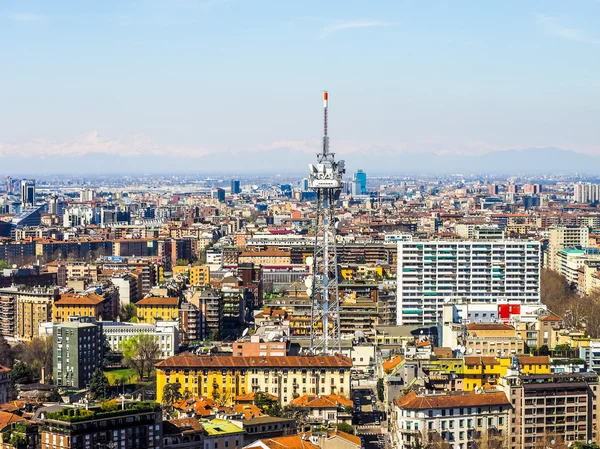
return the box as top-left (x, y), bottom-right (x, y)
top-left (1, 0), bottom-right (600, 168)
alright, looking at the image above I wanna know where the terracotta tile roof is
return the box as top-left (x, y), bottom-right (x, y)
top-left (383, 357), bottom-right (404, 373)
top-left (55, 293), bottom-right (104, 306)
top-left (233, 403), bottom-right (263, 419)
top-left (235, 392), bottom-right (278, 403)
top-left (0, 411), bottom-right (26, 431)
top-left (0, 365), bottom-right (11, 374)
top-left (540, 314), bottom-right (562, 322)
top-left (467, 323), bottom-right (515, 331)
top-left (325, 430), bottom-right (361, 446)
top-left (164, 417), bottom-right (204, 434)
top-left (172, 396), bottom-right (215, 417)
top-left (136, 296), bottom-right (179, 306)
top-left (518, 356), bottom-right (550, 365)
top-left (290, 394), bottom-right (352, 409)
top-left (395, 390), bottom-right (510, 410)
top-left (464, 356), bottom-right (500, 366)
top-left (246, 434), bottom-right (320, 449)
top-left (156, 354), bottom-right (353, 369)
top-left (433, 347), bottom-right (454, 359)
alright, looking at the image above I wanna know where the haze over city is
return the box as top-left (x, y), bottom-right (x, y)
top-left (2, 0), bottom-right (600, 173)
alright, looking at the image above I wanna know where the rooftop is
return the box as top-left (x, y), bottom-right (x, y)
top-left (156, 354), bottom-right (352, 369)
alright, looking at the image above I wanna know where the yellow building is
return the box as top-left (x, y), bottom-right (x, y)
top-left (463, 355), bottom-right (550, 391)
top-left (155, 354), bottom-right (352, 406)
top-left (53, 293), bottom-right (108, 322)
top-left (238, 250), bottom-right (291, 266)
top-left (189, 265), bottom-right (210, 286)
top-left (136, 296), bottom-right (180, 323)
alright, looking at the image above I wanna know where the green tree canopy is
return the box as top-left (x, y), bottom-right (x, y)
top-left (336, 422), bottom-right (355, 435)
top-left (89, 369), bottom-right (110, 399)
top-left (121, 334), bottom-right (160, 380)
top-left (12, 361), bottom-right (33, 384)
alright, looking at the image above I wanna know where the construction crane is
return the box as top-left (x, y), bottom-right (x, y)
top-left (307, 91), bottom-right (345, 355)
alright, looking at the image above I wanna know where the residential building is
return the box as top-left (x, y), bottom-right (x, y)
top-left (556, 247), bottom-right (600, 288)
top-left (228, 416), bottom-right (296, 446)
top-left (173, 265), bottom-right (210, 287)
top-left (136, 296), bottom-right (180, 323)
top-left (238, 250), bottom-right (292, 267)
top-left (289, 394), bottom-right (353, 424)
top-left (200, 419), bottom-right (245, 449)
top-left (155, 354), bottom-right (352, 406)
top-left (102, 321), bottom-right (179, 359)
top-left (34, 401), bottom-right (162, 449)
top-left (0, 294), bottom-right (16, 338)
top-left (111, 273), bottom-right (139, 307)
top-left (548, 226), bottom-right (589, 271)
top-left (391, 390), bottom-right (511, 449)
top-left (501, 372), bottom-right (600, 449)
top-left (396, 240), bottom-right (541, 325)
top-left (16, 287), bottom-right (59, 341)
top-left (53, 318), bottom-right (102, 389)
top-left (465, 323), bottom-right (525, 356)
top-left (573, 182), bottom-right (600, 204)
top-left (53, 293), bottom-right (112, 322)
top-left (196, 289), bottom-right (223, 340)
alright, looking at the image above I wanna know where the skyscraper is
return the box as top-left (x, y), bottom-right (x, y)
top-left (231, 179), bottom-right (241, 194)
top-left (21, 179), bottom-right (35, 207)
top-left (211, 188), bottom-right (225, 202)
top-left (355, 169), bottom-right (367, 194)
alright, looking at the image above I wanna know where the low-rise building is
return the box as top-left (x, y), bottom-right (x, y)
top-left (155, 354), bottom-right (352, 407)
top-left (136, 296), bottom-right (180, 323)
top-left (102, 321), bottom-right (179, 359)
top-left (34, 401), bottom-right (162, 449)
top-left (289, 394), bottom-right (353, 424)
top-left (391, 390), bottom-right (511, 449)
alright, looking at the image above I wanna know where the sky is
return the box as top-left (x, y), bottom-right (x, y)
top-left (1, 0), bottom-right (600, 173)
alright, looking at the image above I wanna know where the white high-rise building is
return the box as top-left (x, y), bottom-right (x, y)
top-left (396, 240), bottom-right (541, 325)
top-left (548, 226), bottom-right (589, 271)
top-left (573, 182), bottom-right (600, 203)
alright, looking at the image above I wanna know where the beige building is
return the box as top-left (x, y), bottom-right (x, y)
top-left (16, 287), bottom-right (59, 341)
top-left (465, 323), bottom-right (525, 356)
top-left (548, 226), bottom-right (589, 271)
top-left (238, 249), bottom-right (292, 266)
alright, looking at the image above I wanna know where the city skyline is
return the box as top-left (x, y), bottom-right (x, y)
top-left (1, 0), bottom-right (600, 173)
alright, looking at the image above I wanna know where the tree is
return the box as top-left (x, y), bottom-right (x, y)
top-left (344, 405), bottom-right (354, 415)
top-left (89, 369), bottom-right (110, 399)
top-left (336, 422), bottom-right (355, 435)
top-left (176, 259), bottom-right (189, 266)
top-left (46, 390), bottom-right (63, 403)
top-left (12, 361), bottom-right (33, 384)
top-left (23, 337), bottom-right (52, 383)
top-left (254, 391), bottom-right (282, 417)
top-left (119, 304), bottom-right (137, 322)
top-left (121, 334), bottom-right (160, 380)
top-left (0, 260), bottom-right (10, 270)
top-left (538, 345), bottom-right (550, 356)
top-left (377, 378), bottom-right (385, 402)
top-left (162, 382), bottom-right (183, 416)
top-left (282, 405), bottom-right (309, 426)
top-left (0, 334), bottom-right (14, 367)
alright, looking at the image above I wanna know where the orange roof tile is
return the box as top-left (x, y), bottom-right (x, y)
top-left (382, 357), bottom-right (404, 373)
top-left (290, 394), bottom-right (352, 409)
top-left (246, 435), bottom-right (320, 449)
top-left (55, 293), bottom-right (104, 306)
top-left (0, 411), bottom-right (26, 431)
top-left (156, 354), bottom-right (352, 369)
top-left (395, 390), bottom-right (510, 410)
top-left (136, 296), bottom-right (179, 306)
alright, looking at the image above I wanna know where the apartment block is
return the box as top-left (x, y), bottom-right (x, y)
top-left (502, 372), bottom-right (600, 449)
top-left (396, 241), bottom-right (541, 325)
top-left (34, 402), bottom-right (162, 449)
top-left (155, 354), bottom-right (352, 407)
top-left (391, 390), bottom-right (511, 449)
top-left (53, 318), bottom-right (102, 389)
top-left (548, 226), bottom-right (589, 271)
top-left (102, 320), bottom-right (179, 359)
top-left (16, 287), bottom-right (60, 341)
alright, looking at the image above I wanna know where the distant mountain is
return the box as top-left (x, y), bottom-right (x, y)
top-left (0, 147), bottom-right (596, 175)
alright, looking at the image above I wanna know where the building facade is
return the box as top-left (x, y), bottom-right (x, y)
top-left (155, 354), bottom-right (352, 407)
top-left (396, 240), bottom-right (541, 325)
top-left (53, 318), bottom-right (102, 389)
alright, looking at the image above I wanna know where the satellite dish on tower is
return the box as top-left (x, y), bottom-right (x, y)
top-left (305, 276), bottom-right (314, 288)
top-left (306, 256), bottom-right (314, 267)
top-left (242, 328), bottom-right (249, 337)
top-left (306, 288), bottom-right (313, 297)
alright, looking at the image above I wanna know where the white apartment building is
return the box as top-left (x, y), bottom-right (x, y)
top-left (548, 226), bottom-right (589, 271)
top-left (573, 182), bottom-right (600, 204)
top-left (396, 240), bottom-right (541, 325)
top-left (101, 320), bottom-right (179, 359)
top-left (556, 247), bottom-right (600, 288)
top-left (391, 390), bottom-right (511, 449)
